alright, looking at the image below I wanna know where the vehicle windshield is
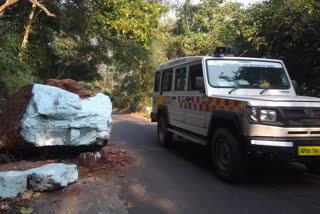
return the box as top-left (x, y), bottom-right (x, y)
top-left (207, 60), bottom-right (290, 89)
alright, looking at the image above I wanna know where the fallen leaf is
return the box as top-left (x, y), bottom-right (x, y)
top-left (20, 207), bottom-right (33, 214)
top-left (127, 202), bottom-right (133, 208)
top-left (32, 192), bottom-right (41, 198)
top-left (96, 177), bottom-right (100, 181)
top-left (21, 190), bottom-right (34, 200)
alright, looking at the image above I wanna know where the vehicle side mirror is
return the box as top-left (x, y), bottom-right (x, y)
top-left (195, 77), bottom-right (205, 92)
top-left (292, 80), bottom-right (298, 91)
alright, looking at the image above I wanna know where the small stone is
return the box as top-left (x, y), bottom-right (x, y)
top-left (78, 152), bottom-right (102, 168)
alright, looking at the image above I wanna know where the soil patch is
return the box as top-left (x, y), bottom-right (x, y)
top-left (46, 79), bottom-right (90, 99)
top-left (0, 85), bottom-right (34, 150)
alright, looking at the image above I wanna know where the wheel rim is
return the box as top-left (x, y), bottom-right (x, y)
top-left (216, 135), bottom-right (231, 171)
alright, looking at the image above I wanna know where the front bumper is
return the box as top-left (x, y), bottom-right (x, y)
top-left (246, 137), bottom-right (320, 162)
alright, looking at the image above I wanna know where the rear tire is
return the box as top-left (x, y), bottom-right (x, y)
top-left (211, 128), bottom-right (248, 181)
top-left (157, 116), bottom-right (173, 147)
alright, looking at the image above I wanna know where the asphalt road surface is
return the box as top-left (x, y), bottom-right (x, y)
top-left (111, 113), bottom-right (320, 214)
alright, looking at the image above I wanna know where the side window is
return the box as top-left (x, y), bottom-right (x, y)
top-left (161, 69), bottom-right (173, 91)
top-left (154, 71), bottom-right (161, 92)
top-left (188, 64), bottom-right (204, 91)
top-left (175, 67), bottom-right (186, 91)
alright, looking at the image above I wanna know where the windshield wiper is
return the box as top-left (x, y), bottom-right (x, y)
top-left (228, 86), bottom-right (248, 94)
top-left (228, 88), bottom-right (240, 94)
top-left (260, 88), bottom-right (269, 95)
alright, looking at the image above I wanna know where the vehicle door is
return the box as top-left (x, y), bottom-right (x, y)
top-left (184, 62), bottom-right (207, 129)
top-left (170, 66), bottom-right (187, 124)
top-left (159, 69), bottom-right (175, 123)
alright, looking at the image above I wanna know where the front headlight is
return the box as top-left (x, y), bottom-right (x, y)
top-left (260, 109), bottom-right (277, 122)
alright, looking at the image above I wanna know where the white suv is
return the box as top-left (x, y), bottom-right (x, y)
top-left (151, 48), bottom-right (320, 181)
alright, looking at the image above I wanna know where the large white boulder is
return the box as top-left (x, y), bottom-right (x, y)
top-left (0, 163), bottom-right (78, 198)
top-left (20, 84), bottom-right (112, 147)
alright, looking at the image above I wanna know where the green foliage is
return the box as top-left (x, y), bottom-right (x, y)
top-left (107, 39), bottom-right (168, 110)
top-left (162, 0), bottom-right (242, 58)
top-left (0, 22), bottom-right (37, 108)
top-left (84, 77), bottom-right (112, 97)
top-left (231, 0), bottom-right (320, 95)
top-left (87, 0), bottom-right (168, 49)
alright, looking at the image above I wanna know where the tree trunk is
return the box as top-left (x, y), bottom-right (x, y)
top-left (138, 60), bottom-right (144, 83)
top-left (19, 3), bottom-right (36, 62)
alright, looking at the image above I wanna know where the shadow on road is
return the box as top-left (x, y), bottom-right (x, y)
top-left (112, 114), bottom-right (320, 214)
top-left (168, 138), bottom-right (318, 186)
top-left (112, 115), bottom-right (320, 187)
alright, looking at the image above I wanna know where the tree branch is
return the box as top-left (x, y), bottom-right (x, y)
top-left (28, 0), bottom-right (56, 17)
top-left (0, 0), bottom-right (20, 16)
top-left (99, 32), bottom-right (140, 63)
top-left (31, 8), bottom-right (43, 25)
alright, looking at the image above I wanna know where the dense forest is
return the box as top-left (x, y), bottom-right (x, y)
top-left (0, 0), bottom-right (319, 111)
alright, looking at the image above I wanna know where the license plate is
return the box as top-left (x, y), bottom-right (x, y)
top-left (298, 146), bottom-right (320, 156)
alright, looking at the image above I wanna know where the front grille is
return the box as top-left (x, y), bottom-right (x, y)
top-left (283, 108), bottom-right (320, 127)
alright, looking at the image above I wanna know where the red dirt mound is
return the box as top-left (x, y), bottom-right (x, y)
top-left (46, 79), bottom-right (91, 99)
top-left (0, 85), bottom-right (34, 150)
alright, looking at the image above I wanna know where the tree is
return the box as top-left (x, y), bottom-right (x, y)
top-left (230, 0), bottom-right (320, 95)
top-left (0, 0), bottom-right (56, 61)
top-left (0, 23), bottom-right (37, 108)
top-left (161, 0), bottom-right (242, 59)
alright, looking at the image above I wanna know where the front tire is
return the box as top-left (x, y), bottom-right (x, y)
top-left (305, 160), bottom-right (320, 173)
top-left (157, 116), bottom-right (173, 147)
top-left (211, 128), bottom-right (248, 181)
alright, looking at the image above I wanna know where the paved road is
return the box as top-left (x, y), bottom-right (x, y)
top-left (111, 113), bottom-right (320, 214)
